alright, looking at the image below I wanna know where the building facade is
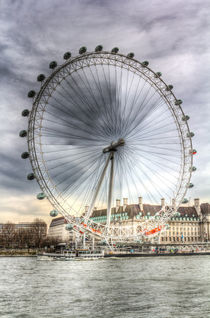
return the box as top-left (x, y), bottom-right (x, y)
top-left (48, 217), bottom-right (76, 242)
top-left (48, 198), bottom-right (210, 244)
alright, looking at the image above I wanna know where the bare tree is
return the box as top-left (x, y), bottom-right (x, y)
top-left (2, 222), bottom-right (16, 248)
top-left (31, 218), bottom-right (47, 248)
top-left (15, 228), bottom-right (33, 249)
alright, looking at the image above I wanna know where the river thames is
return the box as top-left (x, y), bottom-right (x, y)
top-left (0, 256), bottom-right (209, 318)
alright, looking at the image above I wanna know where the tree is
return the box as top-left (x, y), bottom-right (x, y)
top-left (2, 222), bottom-right (16, 248)
top-left (15, 228), bottom-right (33, 249)
top-left (31, 218), bottom-right (47, 248)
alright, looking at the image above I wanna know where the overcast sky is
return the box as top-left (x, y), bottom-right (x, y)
top-left (0, 0), bottom-right (210, 224)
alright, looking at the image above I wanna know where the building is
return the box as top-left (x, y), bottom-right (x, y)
top-left (48, 198), bottom-right (210, 244)
top-left (48, 217), bottom-right (73, 242)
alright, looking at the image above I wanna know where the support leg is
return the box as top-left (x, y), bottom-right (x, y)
top-left (85, 153), bottom-right (112, 220)
top-left (106, 152), bottom-right (114, 229)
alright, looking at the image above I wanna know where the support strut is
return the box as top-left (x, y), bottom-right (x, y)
top-left (106, 152), bottom-right (114, 229)
top-left (85, 152), bottom-right (112, 220)
top-left (85, 139), bottom-right (125, 232)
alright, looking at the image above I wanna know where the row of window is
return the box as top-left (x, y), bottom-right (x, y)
top-left (161, 237), bottom-right (199, 242)
top-left (170, 222), bottom-right (199, 226)
top-left (168, 231), bottom-right (200, 235)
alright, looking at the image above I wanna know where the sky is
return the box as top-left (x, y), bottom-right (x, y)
top-left (0, 0), bottom-right (210, 224)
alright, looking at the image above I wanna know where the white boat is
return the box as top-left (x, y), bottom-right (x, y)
top-left (37, 249), bottom-right (104, 261)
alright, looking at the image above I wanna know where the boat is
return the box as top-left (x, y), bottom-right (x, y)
top-left (37, 249), bottom-right (104, 261)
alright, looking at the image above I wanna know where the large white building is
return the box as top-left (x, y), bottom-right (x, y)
top-left (47, 217), bottom-right (70, 241)
top-left (48, 198), bottom-right (210, 244)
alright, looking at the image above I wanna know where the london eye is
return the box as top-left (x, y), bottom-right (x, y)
top-left (20, 45), bottom-right (196, 242)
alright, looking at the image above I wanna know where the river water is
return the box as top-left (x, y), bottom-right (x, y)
top-left (0, 256), bottom-right (209, 318)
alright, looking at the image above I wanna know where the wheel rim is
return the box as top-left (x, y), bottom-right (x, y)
top-left (27, 50), bottom-right (193, 240)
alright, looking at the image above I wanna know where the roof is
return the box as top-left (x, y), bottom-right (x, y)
top-left (49, 203), bottom-right (210, 226)
top-left (177, 206), bottom-right (198, 217)
top-left (92, 204), bottom-right (199, 218)
top-left (49, 217), bottom-right (67, 227)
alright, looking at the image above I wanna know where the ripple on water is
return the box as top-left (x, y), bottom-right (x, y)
top-left (0, 256), bottom-right (210, 318)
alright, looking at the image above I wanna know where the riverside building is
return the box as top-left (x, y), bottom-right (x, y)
top-left (47, 216), bottom-right (76, 242)
top-left (48, 198), bottom-right (210, 244)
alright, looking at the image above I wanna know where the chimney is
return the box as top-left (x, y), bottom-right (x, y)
top-left (138, 197), bottom-right (143, 211)
top-left (161, 198), bottom-right (165, 211)
top-left (194, 198), bottom-right (201, 216)
top-left (116, 199), bottom-right (120, 212)
top-left (116, 199), bottom-right (120, 207)
top-left (123, 198), bottom-right (128, 211)
top-left (172, 199), bottom-right (176, 210)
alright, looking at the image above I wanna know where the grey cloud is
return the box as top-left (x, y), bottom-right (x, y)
top-left (0, 0), bottom-right (209, 222)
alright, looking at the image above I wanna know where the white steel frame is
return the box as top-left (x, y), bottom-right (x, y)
top-left (27, 50), bottom-right (194, 242)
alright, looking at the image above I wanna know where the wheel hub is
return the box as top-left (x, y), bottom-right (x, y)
top-left (103, 138), bottom-right (125, 153)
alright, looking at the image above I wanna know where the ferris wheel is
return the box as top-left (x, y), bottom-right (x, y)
top-left (19, 45), bottom-right (196, 242)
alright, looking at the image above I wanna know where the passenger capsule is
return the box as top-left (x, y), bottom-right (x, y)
top-left (19, 130), bottom-right (27, 137)
top-left (49, 61), bottom-right (57, 69)
top-left (95, 45), bottom-right (103, 52)
top-left (37, 74), bottom-right (46, 82)
top-left (155, 72), bottom-right (162, 77)
top-left (142, 61), bottom-right (149, 66)
top-left (65, 224), bottom-right (74, 231)
top-left (63, 52), bottom-right (71, 60)
top-left (27, 90), bottom-right (36, 98)
top-left (188, 183), bottom-right (194, 188)
top-left (37, 193), bottom-right (46, 200)
top-left (50, 210), bottom-right (58, 217)
top-left (27, 173), bottom-right (35, 180)
top-left (21, 109), bottom-right (30, 117)
top-left (21, 152), bottom-right (29, 159)
top-left (182, 115), bottom-right (190, 121)
top-left (111, 47), bottom-right (119, 53)
top-left (182, 198), bottom-right (189, 204)
top-left (187, 132), bottom-right (194, 138)
top-left (166, 85), bottom-right (173, 91)
top-left (127, 52), bottom-right (134, 59)
top-left (175, 99), bottom-right (183, 105)
top-left (79, 46), bottom-right (87, 54)
top-left (190, 166), bottom-right (197, 172)
top-left (191, 149), bottom-right (197, 155)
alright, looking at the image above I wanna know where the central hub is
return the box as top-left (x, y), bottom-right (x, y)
top-left (103, 138), bottom-right (125, 153)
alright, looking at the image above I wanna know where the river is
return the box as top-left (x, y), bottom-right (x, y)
top-left (0, 256), bottom-right (209, 318)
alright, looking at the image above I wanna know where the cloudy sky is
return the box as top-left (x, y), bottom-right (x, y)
top-left (0, 0), bottom-right (210, 224)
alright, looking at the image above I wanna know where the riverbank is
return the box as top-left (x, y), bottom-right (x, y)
top-left (105, 251), bottom-right (210, 257)
top-left (0, 249), bottom-right (37, 257)
top-left (1, 249), bottom-right (210, 257)
top-left (36, 250), bottom-right (210, 260)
